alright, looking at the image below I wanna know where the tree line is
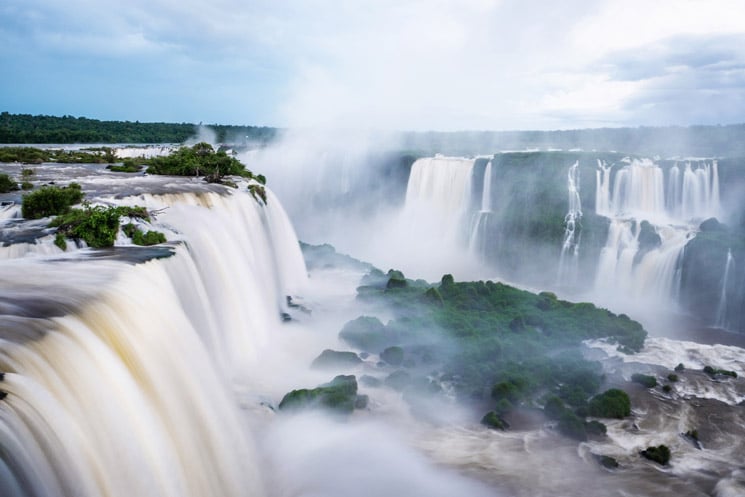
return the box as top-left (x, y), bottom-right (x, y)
top-left (0, 112), bottom-right (278, 145)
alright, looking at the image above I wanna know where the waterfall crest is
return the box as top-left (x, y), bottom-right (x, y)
top-left (0, 185), bottom-right (307, 497)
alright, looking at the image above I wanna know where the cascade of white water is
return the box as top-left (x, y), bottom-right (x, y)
top-left (593, 158), bottom-right (721, 309)
top-left (0, 184), bottom-right (308, 497)
top-left (404, 156), bottom-right (475, 219)
top-left (557, 161), bottom-right (582, 285)
top-left (667, 164), bottom-right (681, 214)
top-left (595, 160), bottom-right (612, 217)
top-left (481, 160), bottom-right (492, 213)
top-left (468, 160), bottom-right (493, 255)
top-left (715, 249), bottom-right (734, 329)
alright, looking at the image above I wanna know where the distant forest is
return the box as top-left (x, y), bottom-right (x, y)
top-left (1, 112), bottom-right (743, 157)
top-left (0, 112), bottom-right (278, 145)
top-left (400, 124), bottom-right (745, 158)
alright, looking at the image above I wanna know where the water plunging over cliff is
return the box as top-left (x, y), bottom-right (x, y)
top-left (469, 160), bottom-right (492, 256)
top-left (0, 178), bottom-right (307, 497)
top-left (594, 159), bottom-right (720, 308)
top-left (557, 161), bottom-right (582, 285)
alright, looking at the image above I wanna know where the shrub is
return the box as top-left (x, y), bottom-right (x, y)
top-left (20, 181), bottom-right (33, 190)
top-left (0, 173), bottom-right (19, 193)
top-left (543, 395), bottom-right (566, 420)
top-left (587, 389), bottom-right (631, 418)
top-left (51, 204), bottom-right (151, 248)
top-left (132, 229), bottom-right (166, 246)
top-left (631, 373), bottom-right (657, 388)
top-left (21, 183), bottom-right (83, 219)
top-left (481, 411), bottom-right (509, 430)
top-left (54, 232), bottom-right (67, 251)
top-left (641, 445), bottom-right (670, 465)
top-left (558, 410), bottom-right (587, 441)
top-left (585, 420), bottom-right (607, 437)
top-left (703, 366), bottom-right (737, 378)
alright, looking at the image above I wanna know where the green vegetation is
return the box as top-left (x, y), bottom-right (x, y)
top-left (641, 445), bottom-right (671, 465)
top-left (146, 143), bottom-right (267, 198)
top-left (667, 373), bottom-right (679, 382)
top-left (703, 366), bottom-right (738, 378)
top-left (54, 232), bottom-right (67, 251)
top-left (107, 159), bottom-right (143, 173)
top-left (631, 373), bottom-right (657, 388)
top-left (21, 183), bottom-right (83, 219)
top-left (344, 269), bottom-right (644, 440)
top-left (481, 411), bottom-right (509, 430)
top-left (0, 146), bottom-right (116, 164)
top-left (587, 389), bottom-right (631, 419)
top-left (278, 375), bottom-right (362, 416)
top-left (0, 112), bottom-right (277, 145)
top-left (0, 173), bottom-right (18, 193)
top-left (51, 204), bottom-right (153, 249)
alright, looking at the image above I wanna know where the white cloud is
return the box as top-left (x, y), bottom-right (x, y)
top-left (1, 0), bottom-right (744, 129)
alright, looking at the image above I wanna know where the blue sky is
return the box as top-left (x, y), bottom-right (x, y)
top-left (1, 0), bottom-right (744, 130)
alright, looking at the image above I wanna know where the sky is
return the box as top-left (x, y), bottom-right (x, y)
top-left (1, 0), bottom-right (744, 131)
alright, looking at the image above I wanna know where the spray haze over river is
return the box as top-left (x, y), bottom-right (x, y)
top-left (1, 130), bottom-right (745, 496)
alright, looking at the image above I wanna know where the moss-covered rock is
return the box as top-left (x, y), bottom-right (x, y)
top-left (311, 349), bottom-right (362, 369)
top-left (278, 375), bottom-right (360, 415)
top-left (641, 445), bottom-right (671, 465)
top-left (596, 455), bottom-right (619, 469)
top-left (338, 316), bottom-right (389, 353)
top-left (380, 346), bottom-right (404, 366)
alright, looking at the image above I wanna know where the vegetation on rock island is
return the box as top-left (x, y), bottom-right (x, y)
top-left (50, 204), bottom-right (157, 249)
top-left (0, 173), bottom-right (19, 193)
top-left (146, 142), bottom-right (267, 201)
top-left (331, 267), bottom-right (645, 441)
top-left (21, 183), bottom-right (84, 219)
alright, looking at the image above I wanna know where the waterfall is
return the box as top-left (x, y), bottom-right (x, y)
top-left (557, 161), bottom-right (582, 286)
top-left (0, 183), bottom-right (308, 497)
top-left (593, 158), bottom-right (720, 308)
top-left (480, 160), bottom-right (492, 212)
top-left (468, 160), bottom-right (492, 256)
top-left (404, 156), bottom-right (475, 219)
top-left (595, 160), bottom-right (612, 217)
top-left (715, 249), bottom-right (735, 329)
